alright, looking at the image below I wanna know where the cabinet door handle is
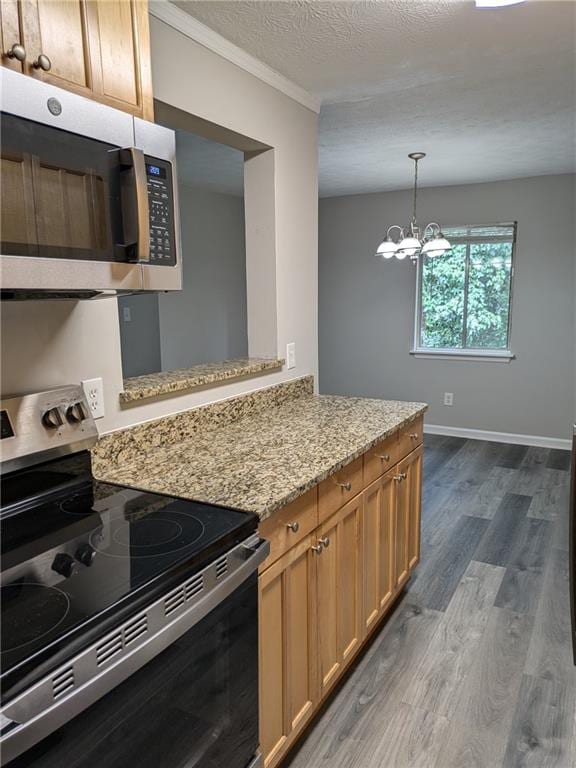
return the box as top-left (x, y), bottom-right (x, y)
top-left (286, 521), bottom-right (299, 533)
top-left (378, 453), bottom-right (391, 462)
top-left (311, 544), bottom-right (323, 554)
top-left (6, 43), bottom-right (26, 62)
top-left (409, 433), bottom-right (419, 440)
top-left (33, 53), bottom-right (52, 71)
top-left (335, 480), bottom-right (352, 491)
top-left (394, 472), bottom-right (407, 482)
top-left (319, 536), bottom-right (330, 548)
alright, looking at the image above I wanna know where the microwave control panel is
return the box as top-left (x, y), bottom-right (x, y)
top-left (146, 157), bottom-right (177, 266)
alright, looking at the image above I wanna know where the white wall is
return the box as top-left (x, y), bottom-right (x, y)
top-left (1, 16), bottom-right (318, 434)
top-left (319, 174), bottom-right (575, 441)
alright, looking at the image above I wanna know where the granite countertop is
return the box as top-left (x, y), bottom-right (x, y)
top-left (120, 358), bottom-right (284, 403)
top-left (97, 392), bottom-right (427, 521)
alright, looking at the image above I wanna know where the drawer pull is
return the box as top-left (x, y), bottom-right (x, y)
top-left (394, 472), bottom-right (407, 482)
top-left (336, 480), bottom-right (352, 492)
top-left (378, 453), bottom-right (391, 462)
top-left (286, 521), bottom-right (300, 533)
top-left (311, 543), bottom-right (323, 554)
top-left (409, 433), bottom-right (419, 440)
top-left (319, 536), bottom-right (330, 548)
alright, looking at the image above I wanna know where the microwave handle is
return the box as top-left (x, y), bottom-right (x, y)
top-left (117, 147), bottom-right (150, 264)
top-left (127, 147), bottom-right (150, 263)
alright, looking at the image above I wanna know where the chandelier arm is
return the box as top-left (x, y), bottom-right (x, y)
top-left (386, 224), bottom-right (404, 239)
top-left (424, 222), bottom-right (442, 238)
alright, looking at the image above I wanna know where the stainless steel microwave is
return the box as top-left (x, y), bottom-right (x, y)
top-left (0, 68), bottom-right (182, 299)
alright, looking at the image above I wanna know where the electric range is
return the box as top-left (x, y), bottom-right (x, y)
top-left (0, 386), bottom-right (268, 768)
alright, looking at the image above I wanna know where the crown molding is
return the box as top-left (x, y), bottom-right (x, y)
top-left (149, 1), bottom-right (321, 114)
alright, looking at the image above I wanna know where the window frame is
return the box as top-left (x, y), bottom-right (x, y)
top-left (412, 222), bottom-right (517, 362)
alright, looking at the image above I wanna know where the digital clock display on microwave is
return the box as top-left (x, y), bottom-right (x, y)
top-left (146, 164), bottom-right (166, 179)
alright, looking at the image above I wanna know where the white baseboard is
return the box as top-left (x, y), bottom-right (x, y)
top-left (424, 423), bottom-right (572, 451)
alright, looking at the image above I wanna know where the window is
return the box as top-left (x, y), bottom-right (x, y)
top-left (413, 223), bottom-right (516, 359)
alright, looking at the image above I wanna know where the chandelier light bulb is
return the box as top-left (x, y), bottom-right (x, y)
top-left (376, 238), bottom-right (398, 259)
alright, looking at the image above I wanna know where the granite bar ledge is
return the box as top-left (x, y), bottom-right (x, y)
top-left (120, 357), bottom-right (285, 403)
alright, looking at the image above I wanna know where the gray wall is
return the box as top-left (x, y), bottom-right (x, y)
top-left (118, 294), bottom-right (161, 378)
top-left (319, 174), bottom-right (575, 441)
top-left (159, 185), bottom-right (247, 370)
top-left (119, 185), bottom-right (248, 377)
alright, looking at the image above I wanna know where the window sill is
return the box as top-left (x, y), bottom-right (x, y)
top-left (410, 349), bottom-right (515, 363)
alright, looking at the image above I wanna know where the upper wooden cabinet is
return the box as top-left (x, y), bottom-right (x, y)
top-left (0, 0), bottom-right (153, 121)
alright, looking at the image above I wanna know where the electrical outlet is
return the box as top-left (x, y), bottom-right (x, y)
top-left (444, 392), bottom-right (454, 407)
top-left (286, 342), bottom-right (296, 370)
top-left (82, 377), bottom-right (105, 419)
top-left (122, 306), bottom-right (131, 322)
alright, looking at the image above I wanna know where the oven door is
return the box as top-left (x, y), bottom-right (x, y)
top-left (0, 67), bottom-right (143, 295)
top-left (2, 537), bottom-right (268, 768)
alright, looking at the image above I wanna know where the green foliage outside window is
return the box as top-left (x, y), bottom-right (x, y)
top-left (419, 232), bottom-right (513, 351)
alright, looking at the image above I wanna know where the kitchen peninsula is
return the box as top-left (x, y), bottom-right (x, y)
top-left (93, 376), bottom-right (426, 768)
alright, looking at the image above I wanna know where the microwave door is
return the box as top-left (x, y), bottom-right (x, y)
top-left (0, 113), bottom-right (143, 294)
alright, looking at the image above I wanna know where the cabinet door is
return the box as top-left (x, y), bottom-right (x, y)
top-left (1, 0), bottom-right (24, 72)
top-left (401, 444), bottom-right (423, 572)
top-left (317, 495), bottom-right (363, 695)
top-left (393, 465), bottom-right (410, 590)
top-left (88, 0), bottom-right (153, 120)
top-left (259, 536), bottom-right (318, 768)
top-left (20, 0), bottom-right (98, 93)
top-left (18, 0), bottom-right (153, 120)
top-left (363, 470), bottom-right (396, 635)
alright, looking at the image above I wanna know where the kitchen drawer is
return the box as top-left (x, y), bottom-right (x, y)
top-left (398, 416), bottom-right (423, 460)
top-left (259, 488), bottom-right (318, 571)
top-left (318, 457), bottom-right (363, 523)
top-left (363, 434), bottom-right (399, 485)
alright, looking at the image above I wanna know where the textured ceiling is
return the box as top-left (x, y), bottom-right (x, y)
top-left (174, 0), bottom-right (575, 196)
top-left (175, 130), bottom-right (244, 196)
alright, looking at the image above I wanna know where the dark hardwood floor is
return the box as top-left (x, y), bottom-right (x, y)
top-left (286, 435), bottom-right (574, 768)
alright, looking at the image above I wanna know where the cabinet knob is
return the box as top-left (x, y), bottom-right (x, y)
top-left (286, 521), bottom-right (299, 533)
top-left (410, 433), bottom-right (418, 440)
top-left (378, 453), bottom-right (391, 462)
top-left (336, 480), bottom-right (352, 492)
top-left (319, 536), bottom-right (330, 549)
top-left (311, 543), bottom-right (323, 554)
top-left (33, 53), bottom-right (52, 71)
top-left (394, 472), bottom-right (407, 482)
top-left (6, 43), bottom-right (26, 62)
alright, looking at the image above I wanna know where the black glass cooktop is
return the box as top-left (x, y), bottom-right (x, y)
top-left (0, 454), bottom-right (257, 703)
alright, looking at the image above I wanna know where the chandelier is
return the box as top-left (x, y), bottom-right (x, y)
top-left (375, 152), bottom-right (451, 261)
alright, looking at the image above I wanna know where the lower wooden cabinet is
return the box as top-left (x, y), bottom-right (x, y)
top-left (317, 495), bottom-right (363, 695)
top-left (363, 470), bottom-right (396, 634)
top-left (405, 444), bottom-right (423, 571)
top-left (259, 535), bottom-right (318, 768)
top-left (259, 442), bottom-right (423, 768)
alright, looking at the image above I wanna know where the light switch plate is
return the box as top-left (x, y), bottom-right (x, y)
top-left (286, 342), bottom-right (296, 370)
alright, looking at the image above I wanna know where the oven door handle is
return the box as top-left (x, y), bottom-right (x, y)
top-left (0, 535), bottom-right (270, 766)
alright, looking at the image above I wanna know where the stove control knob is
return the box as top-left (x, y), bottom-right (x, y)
top-left (52, 553), bottom-right (76, 578)
top-left (42, 407), bottom-right (64, 430)
top-left (75, 543), bottom-right (96, 567)
top-left (66, 402), bottom-right (88, 424)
